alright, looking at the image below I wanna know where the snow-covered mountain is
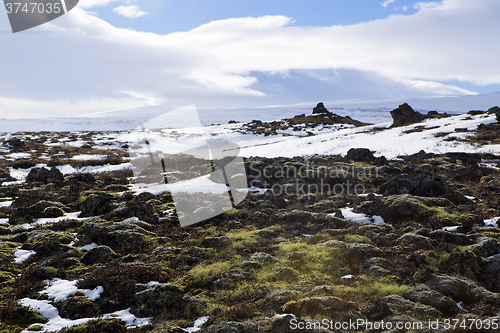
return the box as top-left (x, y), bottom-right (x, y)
top-left (0, 92), bottom-right (498, 133)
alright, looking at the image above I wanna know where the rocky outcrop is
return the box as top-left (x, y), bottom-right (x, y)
top-left (312, 102), bottom-right (331, 115)
top-left (390, 103), bottom-right (424, 127)
top-left (26, 167), bottom-right (64, 184)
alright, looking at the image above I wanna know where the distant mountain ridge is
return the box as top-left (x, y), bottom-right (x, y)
top-left (0, 92), bottom-right (498, 132)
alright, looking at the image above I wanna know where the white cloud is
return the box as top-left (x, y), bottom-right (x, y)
top-left (113, 5), bottom-right (148, 19)
top-left (79, 0), bottom-right (118, 9)
top-left (413, 2), bottom-right (442, 10)
top-left (382, 0), bottom-right (397, 8)
top-left (0, 0), bottom-right (498, 118)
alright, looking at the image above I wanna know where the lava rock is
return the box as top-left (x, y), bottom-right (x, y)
top-left (81, 245), bottom-right (117, 265)
top-left (345, 148), bottom-right (375, 163)
top-left (402, 284), bottom-right (458, 316)
top-left (283, 296), bottom-right (345, 316)
top-left (26, 167), bottom-right (64, 184)
top-left (312, 102), bottom-right (331, 115)
top-left (390, 103), bottom-right (424, 127)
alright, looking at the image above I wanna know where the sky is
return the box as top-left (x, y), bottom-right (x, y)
top-left (1, 0), bottom-right (500, 118)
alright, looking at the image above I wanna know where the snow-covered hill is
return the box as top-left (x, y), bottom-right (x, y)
top-left (0, 92), bottom-right (499, 133)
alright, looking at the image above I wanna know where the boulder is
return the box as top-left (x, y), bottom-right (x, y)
top-left (345, 243), bottom-right (383, 264)
top-left (131, 283), bottom-right (199, 317)
top-left (250, 252), bottom-right (278, 264)
top-left (397, 233), bottom-right (435, 249)
top-left (419, 272), bottom-right (499, 305)
top-left (26, 167), bottom-right (64, 184)
top-left (487, 106), bottom-right (500, 122)
top-left (480, 254), bottom-right (500, 292)
top-left (466, 237), bottom-right (500, 257)
top-left (79, 193), bottom-right (116, 217)
top-left (379, 174), bottom-right (448, 197)
top-left (207, 322), bottom-right (259, 333)
top-left (56, 296), bottom-right (99, 320)
top-left (390, 103), bottom-right (424, 127)
top-left (362, 301), bottom-right (392, 320)
top-left (402, 284), bottom-right (458, 316)
top-left (201, 236), bottom-right (233, 250)
top-left (283, 296), bottom-right (345, 316)
top-left (382, 294), bottom-right (442, 318)
top-left (345, 148), bottom-right (375, 163)
top-left (81, 245), bottom-right (117, 265)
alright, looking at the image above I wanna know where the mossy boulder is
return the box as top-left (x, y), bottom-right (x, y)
top-left (81, 245), bottom-right (118, 265)
top-left (131, 284), bottom-right (194, 317)
top-left (82, 220), bottom-right (156, 251)
top-left (397, 233), bottom-right (435, 249)
top-left (25, 231), bottom-right (75, 247)
top-left (56, 296), bottom-right (99, 320)
top-left (480, 254), bottom-right (500, 292)
top-left (26, 167), bottom-right (64, 184)
top-left (283, 296), bottom-right (344, 316)
top-left (79, 193), bottom-right (116, 217)
top-left (382, 294), bottom-right (442, 318)
top-left (402, 284), bottom-right (457, 316)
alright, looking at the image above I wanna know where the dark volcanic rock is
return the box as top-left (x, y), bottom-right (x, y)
top-left (390, 103), bottom-right (424, 127)
top-left (208, 322), bottom-right (259, 333)
top-left (283, 296), bottom-right (345, 316)
top-left (487, 106), bottom-right (500, 122)
top-left (345, 148), bottom-right (374, 163)
top-left (26, 167), bottom-right (64, 184)
top-left (402, 284), bottom-right (457, 316)
top-left (81, 245), bottom-right (117, 265)
top-left (56, 296), bottom-right (99, 320)
top-left (80, 193), bottom-right (116, 217)
top-left (379, 174), bottom-right (447, 197)
top-left (480, 254), bottom-right (500, 292)
top-left (312, 102), bottom-right (331, 115)
top-left (362, 301), bottom-right (392, 320)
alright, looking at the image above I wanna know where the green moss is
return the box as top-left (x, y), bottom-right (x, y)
top-left (0, 242), bottom-right (19, 263)
top-left (421, 251), bottom-right (451, 272)
top-left (62, 319), bottom-right (126, 333)
top-left (335, 276), bottom-right (408, 299)
top-left (225, 226), bottom-right (258, 249)
top-left (9, 227), bottom-right (27, 235)
top-left (184, 259), bottom-right (236, 290)
top-left (26, 232), bottom-right (75, 246)
top-left (255, 240), bottom-right (347, 288)
top-left (43, 266), bottom-right (58, 277)
top-left (26, 325), bottom-right (44, 331)
top-left (0, 272), bottom-right (14, 284)
top-left (222, 208), bottom-right (241, 219)
top-left (0, 324), bottom-right (23, 333)
top-left (343, 234), bottom-right (372, 244)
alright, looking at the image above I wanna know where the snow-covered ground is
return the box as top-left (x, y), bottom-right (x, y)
top-left (120, 112), bottom-right (500, 160)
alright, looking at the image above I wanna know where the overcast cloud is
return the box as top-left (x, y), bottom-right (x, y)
top-left (0, 0), bottom-right (498, 118)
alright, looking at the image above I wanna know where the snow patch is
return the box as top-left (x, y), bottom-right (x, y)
top-left (70, 154), bottom-right (108, 161)
top-left (336, 207), bottom-right (385, 224)
top-left (484, 217), bottom-right (499, 228)
top-left (14, 248), bottom-right (36, 264)
top-left (442, 226), bottom-right (459, 232)
top-left (78, 243), bottom-right (98, 251)
top-left (0, 200), bottom-right (13, 207)
top-left (41, 278), bottom-right (103, 302)
top-left (184, 316), bottom-right (210, 333)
